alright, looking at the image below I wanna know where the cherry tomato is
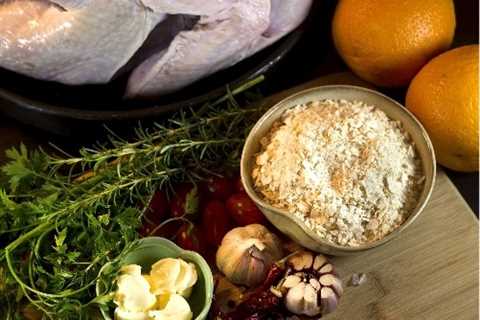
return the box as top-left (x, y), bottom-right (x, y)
top-left (203, 246), bottom-right (218, 266)
top-left (170, 183), bottom-right (200, 219)
top-left (176, 223), bottom-right (205, 254)
top-left (234, 176), bottom-right (245, 193)
top-left (226, 193), bottom-right (266, 226)
top-left (201, 176), bottom-right (234, 200)
top-left (143, 191), bottom-right (169, 225)
top-left (201, 200), bottom-right (231, 246)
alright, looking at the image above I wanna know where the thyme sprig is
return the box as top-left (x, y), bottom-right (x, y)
top-left (0, 76), bottom-right (267, 319)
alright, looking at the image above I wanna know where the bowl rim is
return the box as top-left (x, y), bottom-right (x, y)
top-left (241, 84), bottom-right (436, 252)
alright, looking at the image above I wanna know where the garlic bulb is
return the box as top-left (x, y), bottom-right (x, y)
top-left (271, 251), bottom-right (343, 317)
top-left (216, 224), bottom-right (283, 287)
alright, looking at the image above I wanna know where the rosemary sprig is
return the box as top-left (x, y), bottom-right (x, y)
top-left (0, 76), bottom-right (268, 319)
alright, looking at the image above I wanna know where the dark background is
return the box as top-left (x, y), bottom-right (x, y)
top-left (0, 0), bottom-right (478, 214)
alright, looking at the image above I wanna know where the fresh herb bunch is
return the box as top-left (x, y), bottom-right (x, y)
top-left (0, 77), bottom-right (266, 319)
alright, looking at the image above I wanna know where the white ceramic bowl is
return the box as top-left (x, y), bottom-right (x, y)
top-left (241, 85), bottom-right (436, 255)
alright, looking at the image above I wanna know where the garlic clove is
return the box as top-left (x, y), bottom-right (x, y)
top-left (319, 274), bottom-right (344, 297)
top-left (313, 254), bottom-right (327, 270)
top-left (320, 287), bottom-right (338, 315)
top-left (282, 275), bottom-right (302, 289)
top-left (285, 282), bottom-right (306, 315)
top-left (319, 263), bottom-right (333, 274)
top-left (303, 284), bottom-right (321, 317)
top-left (244, 246), bottom-right (268, 285)
top-left (219, 247), bottom-right (248, 283)
top-left (309, 278), bottom-right (321, 291)
top-left (289, 251), bottom-right (314, 271)
top-left (350, 273), bottom-right (367, 287)
top-left (270, 287), bottom-right (283, 298)
top-left (230, 245), bottom-right (268, 287)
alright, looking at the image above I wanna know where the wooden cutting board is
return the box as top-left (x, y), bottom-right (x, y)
top-left (266, 73), bottom-right (479, 320)
top-left (329, 170), bottom-right (479, 320)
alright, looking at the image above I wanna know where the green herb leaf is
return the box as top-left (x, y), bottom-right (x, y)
top-left (0, 76), bottom-right (265, 318)
top-left (184, 185), bottom-right (199, 215)
top-left (54, 228), bottom-right (68, 251)
top-left (98, 214), bottom-right (110, 226)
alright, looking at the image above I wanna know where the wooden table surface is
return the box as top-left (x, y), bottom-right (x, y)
top-left (327, 170), bottom-right (478, 320)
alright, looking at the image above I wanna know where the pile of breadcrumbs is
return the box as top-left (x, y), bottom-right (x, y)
top-left (252, 99), bottom-right (425, 246)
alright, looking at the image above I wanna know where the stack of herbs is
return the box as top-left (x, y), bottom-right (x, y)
top-left (0, 78), bottom-right (265, 319)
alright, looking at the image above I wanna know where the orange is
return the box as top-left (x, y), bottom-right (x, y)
top-left (332, 0), bottom-right (456, 87)
top-left (406, 45), bottom-right (479, 172)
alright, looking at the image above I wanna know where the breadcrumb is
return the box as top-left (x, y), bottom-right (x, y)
top-left (252, 99), bottom-right (424, 246)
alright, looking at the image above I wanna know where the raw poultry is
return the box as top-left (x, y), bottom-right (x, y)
top-left (0, 0), bottom-right (312, 98)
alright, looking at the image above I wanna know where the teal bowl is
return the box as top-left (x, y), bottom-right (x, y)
top-left (96, 237), bottom-right (214, 320)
